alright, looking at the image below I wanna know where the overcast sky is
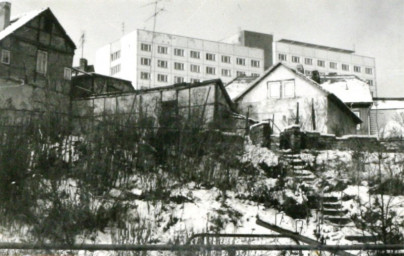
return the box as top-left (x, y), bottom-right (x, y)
top-left (8, 0), bottom-right (404, 97)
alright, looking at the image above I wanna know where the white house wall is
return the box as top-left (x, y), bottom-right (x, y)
top-left (237, 65), bottom-right (329, 134)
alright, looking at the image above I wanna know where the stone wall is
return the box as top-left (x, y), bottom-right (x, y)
top-left (279, 126), bottom-right (394, 152)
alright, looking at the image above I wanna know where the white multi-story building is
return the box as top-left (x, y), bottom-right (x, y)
top-left (95, 29), bottom-right (265, 89)
top-left (273, 39), bottom-right (376, 95)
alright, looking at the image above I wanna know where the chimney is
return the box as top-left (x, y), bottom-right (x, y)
top-left (311, 70), bottom-right (321, 84)
top-left (0, 2), bottom-right (11, 31)
top-left (79, 58), bottom-right (88, 71)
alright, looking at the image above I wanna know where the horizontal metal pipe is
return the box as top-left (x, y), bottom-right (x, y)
top-left (0, 243), bottom-right (402, 251)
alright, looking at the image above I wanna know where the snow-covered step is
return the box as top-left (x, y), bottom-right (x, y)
top-left (290, 159), bottom-right (306, 166)
top-left (324, 217), bottom-right (352, 225)
top-left (322, 202), bottom-right (343, 209)
top-left (282, 153), bottom-right (301, 159)
top-left (322, 196), bottom-right (341, 203)
top-left (323, 209), bottom-right (348, 216)
top-left (345, 235), bottom-right (379, 243)
top-left (295, 175), bottom-right (316, 182)
top-left (294, 169), bottom-right (314, 176)
top-left (291, 165), bottom-right (306, 170)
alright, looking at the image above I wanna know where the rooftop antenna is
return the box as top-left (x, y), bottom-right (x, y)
top-left (142, 0), bottom-right (166, 88)
top-left (80, 32), bottom-right (85, 58)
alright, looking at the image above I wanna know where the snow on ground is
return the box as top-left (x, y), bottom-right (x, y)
top-left (243, 143), bottom-right (278, 167)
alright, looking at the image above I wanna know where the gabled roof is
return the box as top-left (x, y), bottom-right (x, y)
top-left (225, 76), bottom-right (257, 100)
top-left (234, 62), bottom-right (362, 124)
top-left (320, 76), bottom-right (373, 105)
top-left (0, 8), bottom-right (76, 49)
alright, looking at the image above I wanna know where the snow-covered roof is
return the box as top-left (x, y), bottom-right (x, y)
top-left (320, 78), bottom-right (373, 104)
top-left (0, 8), bottom-right (47, 42)
top-left (0, 7), bottom-right (76, 48)
top-left (372, 99), bottom-right (404, 110)
top-left (225, 76), bottom-right (256, 100)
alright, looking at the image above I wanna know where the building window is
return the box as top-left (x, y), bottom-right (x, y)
top-left (236, 58), bottom-right (245, 66)
top-left (283, 81), bottom-right (295, 98)
top-left (110, 50), bottom-right (120, 61)
top-left (157, 60), bottom-right (168, 68)
top-left (353, 111), bottom-right (361, 130)
top-left (304, 58), bottom-right (313, 65)
top-left (174, 62), bottom-right (184, 70)
top-left (354, 66), bottom-right (361, 73)
top-left (157, 46), bottom-right (168, 54)
top-left (268, 80), bottom-right (295, 99)
top-left (304, 70), bottom-right (312, 76)
top-left (190, 78), bottom-right (200, 83)
top-left (292, 56), bottom-right (300, 63)
top-left (174, 76), bottom-right (184, 83)
top-left (278, 53), bottom-right (287, 61)
top-left (36, 50), bottom-right (48, 74)
top-left (367, 80), bottom-right (373, 86)
top-left (140, 57), bottom-right (151, 66)
top-left (251, 60), bottom-right (260, 68)
top-left (110, 64), bottom-right (121, 75)
top-left (206, 66), bottom-right (216, 75)
top-left (206, 53), bottom-right (215, 61)
top-left (190, 50), bottom-right (200, 59)
top-left (317, 60), bottom-right (325, 67)
top-left (157, 74), bottom-right (168, 82)
top-left (64, 67), bottom-right (71, 80)
top-left (221, 55), bottom-right (231, 63)
top-left (329, 62), bottom-right (337, 69)
top-left (236, 71), bottom-right (246, 77)
top-left (221, 69), bottom-right (231, 77)
top-left (140, 72), bottom-right (150, 80)
top-left (251, 73), bottom-right (260, 77)
top-left (1, 49), bottom-right (10, 64)
top-left (141, 43), bottom-right (151, 52)
top-left (268, 81), bottom-right (281, 99)
top-left (174, 48), bottom-right (184, 57)
top-left (190, 64), bottom-right (200, 73)
top-left (365, 67), bottom-right (373, 74)
top-left (342, 64), bottom-right (349, 71)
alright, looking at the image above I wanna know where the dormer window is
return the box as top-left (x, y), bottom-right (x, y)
top-left (1, 50), bottom-right (10, 65)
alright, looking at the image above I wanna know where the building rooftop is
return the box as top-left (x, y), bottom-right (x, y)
top-left (320, 76), bottom-right (373, 104)
top-left (278, 39), bottom-right (355, 54)
top-left (225, 76), bottom-right (257, 100)
top-left (372, 99), bottom-right (404, 110)
top-left (0, 7), bottom-right (76, 48)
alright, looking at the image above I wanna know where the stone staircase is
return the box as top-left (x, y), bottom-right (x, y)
top-left (281, 152), bottom-right (357, 244)
top-left (320, 194), bottom-right (352, 227)
top-left (282, 152), bottom-right (317, 187)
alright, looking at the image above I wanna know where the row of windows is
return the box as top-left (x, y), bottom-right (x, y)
top-left (1, 49), bottom-right (72, 80)
top-left (111, 64), bottom-right (121, 75)
top-left (278, 53), bottom-right (373, 74)
top-left (139, 71), bottom-right (259, 82)
top-left (110, 50), bottom-right (121, 61)
top-left (140, 58), bottom-right (259, 75)
top-left (140, 43), bottom-right (260, 67)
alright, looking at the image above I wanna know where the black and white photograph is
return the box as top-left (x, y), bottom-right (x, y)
top-left (0, 0), bottom-right (403, 255)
